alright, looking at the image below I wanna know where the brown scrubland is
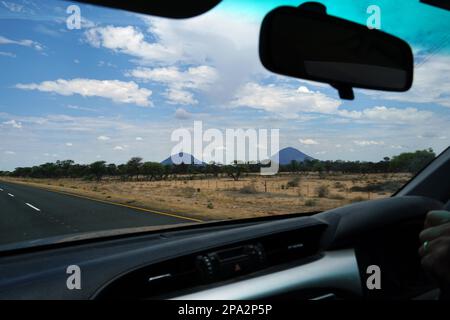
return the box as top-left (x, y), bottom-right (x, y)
top-left (1, 172), bottom-right (412, 221)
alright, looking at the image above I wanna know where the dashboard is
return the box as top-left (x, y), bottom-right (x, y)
top-left (0, 195), bottom-right (443, 300)
top-left (173, 249), bottom-right (361, 300)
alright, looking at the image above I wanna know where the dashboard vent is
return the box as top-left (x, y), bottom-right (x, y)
top-left (95, 255), bottom-right (201, 300)
top-left (260, 224), bottom-right (326, 266)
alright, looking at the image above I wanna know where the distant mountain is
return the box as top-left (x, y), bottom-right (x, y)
top-left (161, 148), bottom-right (313, 166)
top-left (271, 147), bottom-right (315, 165)
top-left (161, 152), bottom-right (205, 166)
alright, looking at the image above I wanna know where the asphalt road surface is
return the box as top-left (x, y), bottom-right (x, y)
top-left (0, 181), bottom-right (199, 247)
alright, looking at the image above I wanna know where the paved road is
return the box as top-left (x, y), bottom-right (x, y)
top-left (0, 181), bottom-right (198, 246)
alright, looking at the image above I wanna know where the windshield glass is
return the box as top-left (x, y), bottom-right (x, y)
top-left (0, 0), bottom-right (449, 248)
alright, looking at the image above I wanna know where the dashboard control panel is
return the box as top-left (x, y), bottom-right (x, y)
top-left (196, 243), bottom-right (266, 281)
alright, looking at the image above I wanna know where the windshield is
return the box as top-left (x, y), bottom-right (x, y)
top-left (0, 0), bottom-right (449, 248)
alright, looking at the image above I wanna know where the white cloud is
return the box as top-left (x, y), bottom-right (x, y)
top-left (363, 54), bottom-right (450, 108)
top-left (16, 78), bottom-right (152, 106)
top-left (41, 153), bottom-right (59, 158)
top-left (85, 12), bottom-right (259, 65)
top-left (353, 140), bottom-right (385, 146)
top-left (174, 108), bottom-right (192, 120)
top-left (85, 25), bottom-right (180, 63)
top-left (1, 1), bottom-right (24, 12)
top-left (97, 135), bottom-right (110, 141)
top-left (128, 65), bottom-right (218, 104)
top-left (4, 150), bottom-right (15, 155)
top-left (165, 88), bottom-right (197, 105)
top-left (113, 145), bottom-right (124, 151)
top-left (97, 60), bottom-right (116, 68)
top-left (417, 132), bottom-right (438, 139)
top-left (0, 51), bottom-right (16, 58)
top-left (85, 11), bottom-right (262, 104)
top-left (80, 17), bottom-right (96, 29)
top-left (0, 35), bottom-right (43, 51)
top-left (338, 106), bottom-right (433, 123)
top-left (65, 142), bottom-right (73, 147)
top-left (417, 133), bottom-right (447, 140)
top-left (0, 112), bottom-right (182, 170)
top-left (135, 137), bottom-right (143, 141)
top-left (66, 104), bottom-right (96, 112)
top-left (299, 138), bottom-right (319, 145)
top-left (128, 66), bottom-right (218, 88)
top-left (0, 108), bottom-right (449, 170)
top-left (2, 119), bottom-right (22, 128)
top-left (232, 83), bottom-right (341, 118)
top-left (233, 84), bottom-right (429, 125)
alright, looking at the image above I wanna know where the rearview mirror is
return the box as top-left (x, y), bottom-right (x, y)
top-left (259, 2), bottom-right (414, 100)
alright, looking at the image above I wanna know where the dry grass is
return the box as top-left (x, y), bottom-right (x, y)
top-left (0, 172), bottom-right (411, 221)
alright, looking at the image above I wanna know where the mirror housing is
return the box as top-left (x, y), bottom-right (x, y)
top-left (73, 0), bottom-right (221, 19)
top-left (259, 2), bottom-right (414, 100)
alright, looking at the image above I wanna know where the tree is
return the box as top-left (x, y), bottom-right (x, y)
top-left (68, 164), bottom-right (88, 178)
top-left (312, 160), bottom-right (325, 173)
top-left (106, 163), bottom-right (118, 176)
top-left (290, 160), bottom-right (299, 173)
top-left (141, 162), bottom-right (164, 180)
top-left (3, 148), bottom-right (436, 180)
top-left (89, 161), bottom-right (107, 181)
top-left (390, 149), bottom-right (435, 173)
top-left (13, 167), bottom-right (31, 177)
top-left (55, 160), bottom-right (74, 177)
top-left (224, 161), bottom-right (248, 181)
top-left (126, 157), bottom-right (143, 180)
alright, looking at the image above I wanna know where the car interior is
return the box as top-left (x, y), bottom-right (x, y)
top-left (0, 0), bottom-right (449, 301)
top-left (1, 145), bottom-right (449, 300)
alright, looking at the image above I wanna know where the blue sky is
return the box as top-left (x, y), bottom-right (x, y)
top-left (0, 0), bottom-right (449, 170)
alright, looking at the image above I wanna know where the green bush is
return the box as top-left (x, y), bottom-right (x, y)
top-left (240, 184), bottom-right (258, 194)
top-left (316, 185), bottom-right (329, 198)
top-left (82, 174), bottom-right (96, 181)
top-left (287, 177), bottom-right (301, 188)
top-left (350, 180), bottom-right (404, 193)
top-left (329, 193), bottom-right (345, 200)
top-left (334, 181), bottom-right (345, 189)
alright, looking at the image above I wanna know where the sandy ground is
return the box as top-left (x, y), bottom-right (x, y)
top-left (1, 172), bottom-right (412, 221)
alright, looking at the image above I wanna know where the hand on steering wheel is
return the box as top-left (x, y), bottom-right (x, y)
top-left (419, 210), bottom-right (450, 296)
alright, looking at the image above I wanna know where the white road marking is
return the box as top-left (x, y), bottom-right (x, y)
top-left (8, 193), bottom-right (14, 197)
top-left (0, 188), bottom-right (3, 191)
top-left (25, 203), bottom-right (41, 212)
